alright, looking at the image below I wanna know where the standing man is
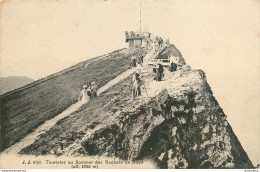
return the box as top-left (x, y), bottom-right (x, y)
top-left (169, 62), bottom-right (177, 72)
top-left (158, 64), bottom-right (164, 81)
top-left (140, 54), bottom-right (144, 65)
top-left (130, 56), bottom-right (137, 67)
top-left (90, 81), bottom-right (97, 98)
top-left (132, 72), bottom-right (142, 99)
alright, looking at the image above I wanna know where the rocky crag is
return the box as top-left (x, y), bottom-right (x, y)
top-left (68, 68), bottom-right (253, 168)
top-left (17, 45), bottom-right (253, 169)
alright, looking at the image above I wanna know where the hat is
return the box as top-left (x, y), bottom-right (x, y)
top-left (91, 81), bottom-right (96, 85)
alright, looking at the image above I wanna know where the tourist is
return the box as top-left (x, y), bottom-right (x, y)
top-left (156, 64), bottom-right (164, 81)
top-left (169, 62), bottom-right (177, 72)
top-left (90, 81), bottom-right (97, 98)
top-left (132, 72), bottom-right (142, 99)
top-left (131, 56), bottom-right (137, 67)
top-left (140, 54), bottom-right (144, 64)
top-left (78, 85), bottom-right (90, 103)
top-left (154, 63), bottom-right (164, 81)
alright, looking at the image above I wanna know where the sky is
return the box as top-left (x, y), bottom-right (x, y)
top-left (0, 0), bottom-right (259, 166)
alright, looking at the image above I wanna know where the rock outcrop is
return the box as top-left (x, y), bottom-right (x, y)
top-left (64, 66), bottom-right (253, 169)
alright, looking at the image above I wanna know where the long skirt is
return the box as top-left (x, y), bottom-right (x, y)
top-left (132, 86), bottom-right (141, 98)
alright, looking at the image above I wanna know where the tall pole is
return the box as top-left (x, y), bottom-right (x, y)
top-left (140, 0), bottom-right (141, 32)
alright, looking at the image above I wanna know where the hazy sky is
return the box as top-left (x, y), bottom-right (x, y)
top-left (0, 0), bottom-right (259, 165)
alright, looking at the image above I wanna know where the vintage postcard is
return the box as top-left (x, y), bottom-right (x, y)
top-left (0, 0), bottom-right (259, 170)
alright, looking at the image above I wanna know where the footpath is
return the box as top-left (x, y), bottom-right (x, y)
top-left (3, 67), bottom-right (138, 155)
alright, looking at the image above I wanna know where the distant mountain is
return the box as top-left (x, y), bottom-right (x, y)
top-left (0, 76), bottom-right (34, 95)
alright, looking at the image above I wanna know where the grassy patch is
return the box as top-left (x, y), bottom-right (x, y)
top-left (20, 74), bottom-right (134, 155)
top-left (0, 48), bottom-right (147, 151)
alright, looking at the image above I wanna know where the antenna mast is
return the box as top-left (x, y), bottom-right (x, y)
top-left (140, 0), bottom-right (142, 32)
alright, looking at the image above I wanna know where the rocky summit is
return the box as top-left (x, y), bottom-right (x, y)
top-left (65, 66), bottom-right (253, 169)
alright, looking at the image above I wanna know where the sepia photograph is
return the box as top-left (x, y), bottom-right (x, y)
top-left (0, 0), bottom-right (259, 170)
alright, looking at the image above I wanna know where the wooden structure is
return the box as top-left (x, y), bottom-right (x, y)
top-left (125, 31), bottom-right (150, 48)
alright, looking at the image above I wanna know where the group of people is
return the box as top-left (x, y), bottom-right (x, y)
top-left (153, 63), bottom-right (164, 81)
top-left (78, 46), bottom-right (180, 103)
top-left (153, 61), bottom-right (178, 81)
top-left (130, 54), bottom-right (144, 67)
top-left (156, 37), bottom-right (164, 47)
top-left (130, 52), bottom-right (180, 99)
top-left (130, 56), bottom-right (137, 67)
top-left (153, 36), bottom-right (165, 53)
top-left (169, 54), bottom-right (179, 72)
top-left (131, 53), bottom-right (144, 99)
top-left (78, 81), bottom-right (97, 103)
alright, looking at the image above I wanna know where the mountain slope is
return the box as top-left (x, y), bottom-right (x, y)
top-left (0, 48), bottom-right (148, 151)
top-left (0, 76), bottom-right (34, 95)
top-left (17, 46), bottom-right (253, 169)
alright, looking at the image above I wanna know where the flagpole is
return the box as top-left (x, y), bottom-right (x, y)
top-left (140, 0), bottom-right (141, 32)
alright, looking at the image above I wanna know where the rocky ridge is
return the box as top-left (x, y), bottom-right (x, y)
top-left (62, 65), bottom-right (253, 169)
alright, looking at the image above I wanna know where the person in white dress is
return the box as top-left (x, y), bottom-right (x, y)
top-left (78, 85), bottom-right (90, 104)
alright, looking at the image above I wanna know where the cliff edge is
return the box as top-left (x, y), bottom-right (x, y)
top-left (73, 66), bottom-right (253, 168)
top-left (19, 56), bottom-right (253, 168)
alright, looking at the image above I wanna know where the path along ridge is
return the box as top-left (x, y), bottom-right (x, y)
top-left (3, 67), bottom-right (138, 155)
